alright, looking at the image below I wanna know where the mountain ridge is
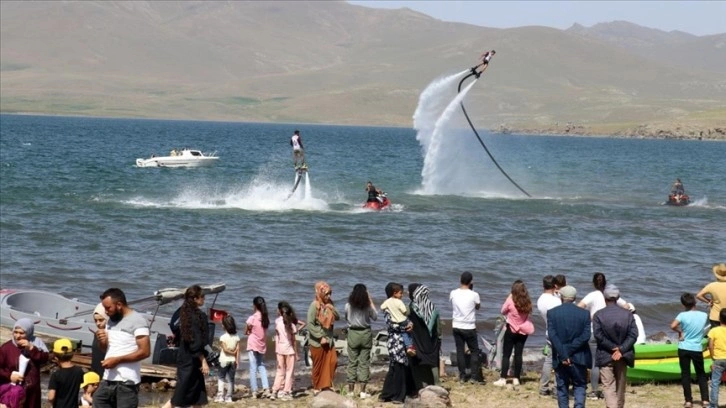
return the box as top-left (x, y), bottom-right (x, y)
top-left (1, 1), bottom-right (724, 139)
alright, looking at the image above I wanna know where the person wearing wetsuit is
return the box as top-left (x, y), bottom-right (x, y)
top-left (366, 181), bottom-right (379, 203)
top-left (290, 130), bottom-right (305, 168)
top-left (671, 178), bottom-right (685, 195)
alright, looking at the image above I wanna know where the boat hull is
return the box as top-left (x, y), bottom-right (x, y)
top-left (0, 288), bottom-right (172, 364)
top-left (136, 157), bottom-right (218, 168)
top-left (628, 354), bottom-right (712, 383)
top-left (136, 149), bottom-right (219, 168)
top-left (629, 340), bottom-right (711, 383)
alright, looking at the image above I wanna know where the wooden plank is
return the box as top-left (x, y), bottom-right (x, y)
top-left (71, 354), bottom-right (177, 379)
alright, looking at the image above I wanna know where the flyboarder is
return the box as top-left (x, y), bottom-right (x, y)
top-left (290, 129), bottom-right (305, 169)
top-left (472, 50), bottom-right (496, 78)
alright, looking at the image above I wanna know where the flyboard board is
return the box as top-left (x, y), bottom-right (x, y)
top-left (287, 162), bottom-right (308, 199)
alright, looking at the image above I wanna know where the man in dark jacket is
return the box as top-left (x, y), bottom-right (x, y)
top-left (593, 284), bottom-right (638, 408)
top-left (548, 286), bottom-right (592, 408)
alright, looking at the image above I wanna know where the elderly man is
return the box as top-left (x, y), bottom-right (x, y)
top-left (547, 286), bottom-right (591, 408)
top-left (593, 284), bottom-right (638, 408)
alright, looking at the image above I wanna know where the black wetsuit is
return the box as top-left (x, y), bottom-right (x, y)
top-left (367, 186), bottom-right (379, 202)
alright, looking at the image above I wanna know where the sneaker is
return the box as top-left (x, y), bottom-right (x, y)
top-left (492, 378), bottom-right (507, 387)
top-left (250, 392), bottom-right (259, 399)
top-left (269, 391), bottom-right (276, 401)
top-left (214, 394), bottom-right (224, 403)
top-left (279, 392), bottom-right (293, 401)
top-left (512, 378), bottom-right (520, 387)
top-left (587, 391), bottom-right (600, 400)
top-left (224, 397), bottom-right (233, 403)
top-left (359, 392), bottom-right (371, 399)
top-left (539, 389), bottom-right (551, 396)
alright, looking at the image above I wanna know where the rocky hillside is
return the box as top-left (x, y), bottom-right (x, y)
top-left (1, 1), bottom-right (724, 138)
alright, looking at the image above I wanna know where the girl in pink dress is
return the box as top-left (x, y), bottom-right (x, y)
top-left (270, 302), bottom-right (304, 401)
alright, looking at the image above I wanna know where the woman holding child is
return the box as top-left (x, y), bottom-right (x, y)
top-left (307, 281), bottom-right (340, 394)
top-left (379, 282), bottom-right (417, 404)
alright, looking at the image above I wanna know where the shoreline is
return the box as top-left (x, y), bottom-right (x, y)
top-left (2, 111), bottom-right (724, 141)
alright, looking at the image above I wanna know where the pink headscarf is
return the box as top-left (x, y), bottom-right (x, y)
top-left (313, 281), bottom-right (335, 329)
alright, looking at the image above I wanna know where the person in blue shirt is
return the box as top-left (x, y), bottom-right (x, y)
top-left (671, 292), bottom-right (710, 408)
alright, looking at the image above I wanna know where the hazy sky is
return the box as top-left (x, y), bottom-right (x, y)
top-left (348, 1), bottom-right (726, 36)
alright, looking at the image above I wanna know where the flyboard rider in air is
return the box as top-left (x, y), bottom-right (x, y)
top-left (459, 50), bottom-right (532, 198)
top-left (472, 50), bottom-right (496, 78)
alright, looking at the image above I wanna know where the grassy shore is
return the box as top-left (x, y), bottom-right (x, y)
top-left (145, 366), bottom-right (715, 408)
top-left (1, 327), bottom-right (716, 407)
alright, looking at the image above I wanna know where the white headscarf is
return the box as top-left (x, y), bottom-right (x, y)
top-left (12, 318), bottom-right (49, 352)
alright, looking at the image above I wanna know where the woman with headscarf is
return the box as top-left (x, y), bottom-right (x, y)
top-left (407, 283), bottom-right (442, 389)
top-left (91, 302), bottom-right (109, 377)
top-left (163, 285), bottom-right (210, 408)
top-left (306, 281), bottom-right (339, 394)
top-left (0, 318), bottom-right (50, 408)
top-left (379, 282), bottom-right (416, 404)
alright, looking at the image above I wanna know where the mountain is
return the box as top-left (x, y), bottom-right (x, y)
top-left (566, 21), bottom-right (726, 74)
top-left (1, 1), bottom-right (725, 138)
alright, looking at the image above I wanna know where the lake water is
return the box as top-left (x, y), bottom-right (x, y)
top-left (1, 109), bottom-right (724, 351)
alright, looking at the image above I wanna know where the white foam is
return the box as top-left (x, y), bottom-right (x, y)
top-left (414, 70), bottom-right (526, 197)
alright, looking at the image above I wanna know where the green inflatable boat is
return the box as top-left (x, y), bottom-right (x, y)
top-left (628, 339), bottom-right (711, 383)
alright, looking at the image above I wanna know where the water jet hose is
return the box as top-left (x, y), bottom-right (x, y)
top-left (457, 59), bottom-right (532, 198)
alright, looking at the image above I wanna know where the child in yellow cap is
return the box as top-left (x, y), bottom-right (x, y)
top-left (48, 338), bottom-right (84, 408)
top-left (79, 371), bottom-right (101, 406)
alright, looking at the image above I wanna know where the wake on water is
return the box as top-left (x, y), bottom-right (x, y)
top-left (121, 172), bottom-right (404, 213)
top-left (413, 70), bottom-right (530, 198)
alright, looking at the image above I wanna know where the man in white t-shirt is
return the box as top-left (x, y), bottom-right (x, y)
top-left (450, 272), bottom-right (484, 384)
top-left (536, 275), bottom-right (562, 396)
top-left (94, 288), bottom-right (150, 408)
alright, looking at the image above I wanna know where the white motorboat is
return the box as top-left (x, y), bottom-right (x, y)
top-left (0, 283), bottom-right (226, 364)
top-left (135, 148), bottom-right (219, 168)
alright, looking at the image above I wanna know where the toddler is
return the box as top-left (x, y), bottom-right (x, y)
top-left (79, 372), bottom-right (100, 406)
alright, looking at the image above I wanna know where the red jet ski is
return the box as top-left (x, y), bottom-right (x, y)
top-left (363, 195), bottom-right (390, 211)
top-left (666, 193), bottom-right (690, 206)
